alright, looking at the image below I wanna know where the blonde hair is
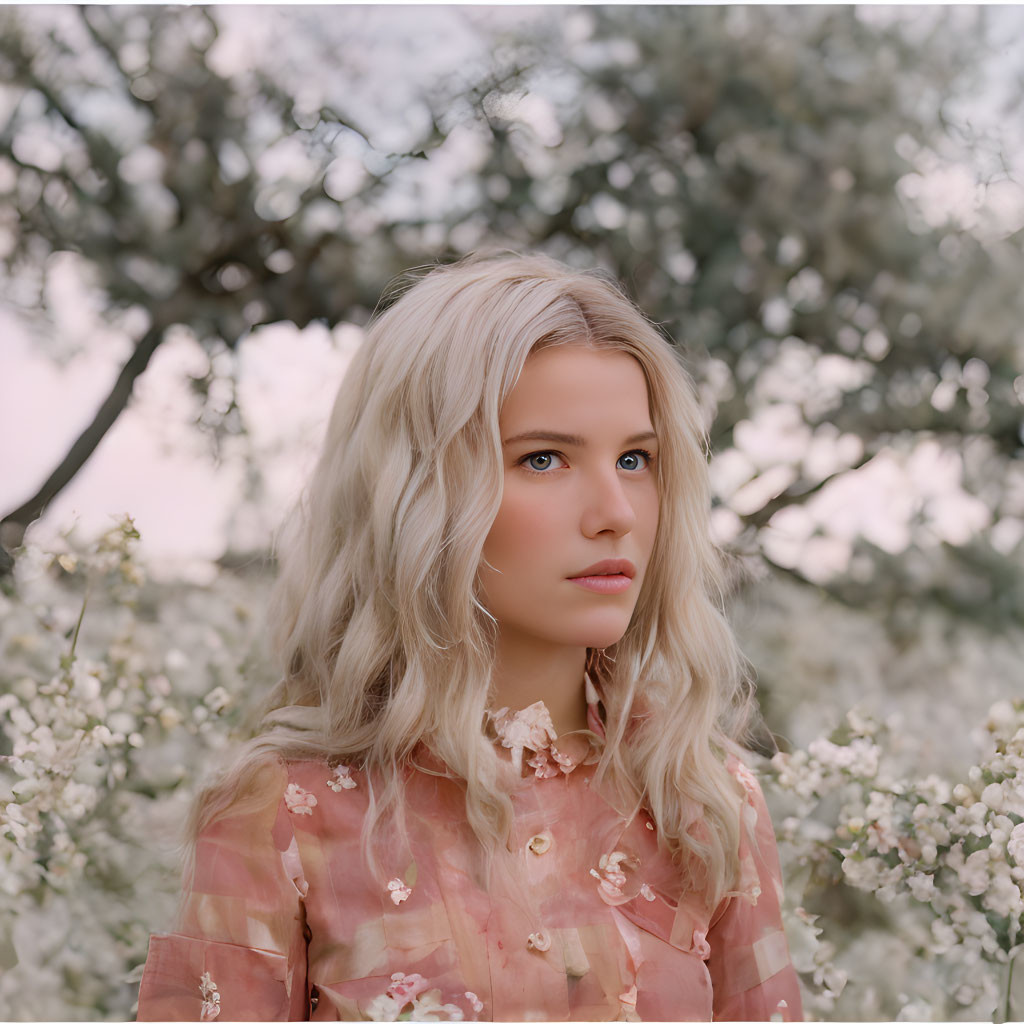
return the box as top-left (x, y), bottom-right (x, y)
top-left (190, 252), bottom-right (754, 908)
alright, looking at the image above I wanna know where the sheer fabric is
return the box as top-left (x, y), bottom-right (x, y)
top-left (138, 691), bottom-right (802, 1021)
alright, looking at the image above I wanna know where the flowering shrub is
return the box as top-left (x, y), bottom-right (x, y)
top-left (3, 520), bottom-right (1022, 1021)
top-left (0, 518), bottom-right (275, 1020)
top-left (767, 702), bottom-right (1024, 1022)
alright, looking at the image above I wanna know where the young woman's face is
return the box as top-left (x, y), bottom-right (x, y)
top-left (479, 344), bottom-right (660, 653)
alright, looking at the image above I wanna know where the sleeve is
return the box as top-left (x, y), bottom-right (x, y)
top-left (137, 759), bottom-right (311, 1022)
top-left (707, 761), bottom-right (804, 1022)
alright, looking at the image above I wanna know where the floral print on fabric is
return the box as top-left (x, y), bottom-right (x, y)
top-left (198, 972), bottom-right (220, 1021)
top-left (137, 677), bottom-right (804, 1023)
top-left (386, 878), bottom-right (412, 905)
top-left (490, 701), bottom-right (557, 774)
top-left (590, 850), bottom-right (635, 906)
top-left (327, 764), bottom-right (357, 792)
top-left (283, 783), bottom-right (317, 815)
top-left (365, 972), bottom-right (476, 1022)
top-left (526, 745), bottom-right (577, 779)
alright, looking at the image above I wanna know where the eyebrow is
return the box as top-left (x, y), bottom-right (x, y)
top-left (501, 429), bottom-right (659, 447)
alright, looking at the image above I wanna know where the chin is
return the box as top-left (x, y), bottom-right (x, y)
top-left (560, 618), bottom-right (632, 651)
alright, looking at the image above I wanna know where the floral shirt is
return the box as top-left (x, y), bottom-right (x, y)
top-left (137, 684), bottom-right (802, 1021)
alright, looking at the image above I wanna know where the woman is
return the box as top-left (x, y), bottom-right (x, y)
top-left (137, 254), bottom-right (803, 1021)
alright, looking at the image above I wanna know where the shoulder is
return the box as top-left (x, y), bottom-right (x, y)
top-left (725, 752), bottom-right (770, 830)
top-left (723, 753), bottom-right (782, 857)
top-left (196, 753), bottom-right (369, 842)
top-left (725, 752), bottom-right (763, 799)
top-left (189, 755), bottom-right (370, 893)
top-left (274, 756), bottom-right (373, 843)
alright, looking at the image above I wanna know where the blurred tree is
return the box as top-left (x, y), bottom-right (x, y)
top-left (454, 5), bottom-right (1024, 627)
top-left (0, 5), bottom-right (460, 557)
top-left (2, 4), bottom-right (1022, 637)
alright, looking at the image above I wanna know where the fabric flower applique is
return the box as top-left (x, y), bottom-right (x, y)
top-left (491, 701), bottom-right (557, 774)
top-left (198, 971), bottom-right (220, 1021)
top-left (365, 972), bottom-right (471, 1021)
top-left (465, 991), bottom-right (484, 1013)
top-left (691, 928), bottom-right (711, 960)
top-left (526, 745), bottom-right (577, 779)
top-left (387, 972), bottom-right (430, 1003)
top-left (387, 878), bottom-right (412, 905)
top-left (590, 850), bottom-right (636, 906)
top-left (527, 929), bottom-right (552, 951)
top-left (639, 883), bottom-right (656, 902)
top-left (327, 763), bottom-right (357, 791)
top-left (283, 782), bottom-right (317, 815)
top-left (731, 760), bottom-right (761, 798)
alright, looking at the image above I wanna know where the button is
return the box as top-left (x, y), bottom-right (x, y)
top-left (527, 832), bottom-right (552, 855)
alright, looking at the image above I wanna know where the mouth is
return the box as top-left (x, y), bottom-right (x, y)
top-left (567, 559), bottom-right (637, 595)
top-left (568, 558), bottom-right (636, 580)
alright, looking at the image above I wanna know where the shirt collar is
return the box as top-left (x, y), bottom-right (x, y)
top-left (487, 671), bottom-right (605, 779)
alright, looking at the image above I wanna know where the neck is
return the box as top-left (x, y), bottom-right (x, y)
top-left (489, 631), bottom-right (589, 735)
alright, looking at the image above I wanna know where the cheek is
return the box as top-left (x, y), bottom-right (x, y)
top-left (485, 489), bottom-right (558, 564)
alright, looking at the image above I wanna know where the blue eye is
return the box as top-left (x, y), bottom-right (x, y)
top-left (518, 450), bottom-right (654, 475)
top-left (523, 452), bottom-right (565, 473)
top-left (618, 450), bottom-right (652, 471)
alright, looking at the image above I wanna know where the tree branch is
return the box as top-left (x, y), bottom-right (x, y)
top-left (0, 293), bottom-right (193, 562)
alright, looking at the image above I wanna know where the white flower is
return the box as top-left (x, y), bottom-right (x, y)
top-left (982, 870), bottom-right (1023, 917)
top-left (465, 991), bottom-right (483, 1013)
top-left (906, 873), bottom-right (937, 902)
top-left (929, 919), bottom-right (958, 955)
top-left (980, 783), bottom-right (1004, 811)
top-left (1008, 822), bottom-right (1024, 865)
top-left (527, 929), bottom-right (551, 951)
top-left (203, 686), bottom-right (232, 713)
top-left (807, 736), bottom-right (880, 778)
top-left (954, 848), bottom-right (991, 896)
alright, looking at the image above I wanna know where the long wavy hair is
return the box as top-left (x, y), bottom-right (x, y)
top-left (189, 252), bottom-right (754, 908)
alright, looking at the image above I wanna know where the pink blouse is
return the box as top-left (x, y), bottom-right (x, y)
top-left (138, 693), bottom-right (802, 1021)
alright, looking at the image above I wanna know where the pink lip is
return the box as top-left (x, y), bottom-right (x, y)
top-left (567, 558), bottom-right (636, 595)
top-left (569, 575), bottom-right (632, 594)
top-left (569, 559), bottom-right (636, 579)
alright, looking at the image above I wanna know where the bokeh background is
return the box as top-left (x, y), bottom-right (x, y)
top-left (1, 5), bottom-right (1023, 1021)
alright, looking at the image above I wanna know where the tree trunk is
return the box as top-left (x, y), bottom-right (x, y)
top-left (0, 322), bottom-right (166, 572)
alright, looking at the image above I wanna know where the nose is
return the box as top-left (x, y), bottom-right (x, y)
top-left (580, 466), bottom-right (638, 538)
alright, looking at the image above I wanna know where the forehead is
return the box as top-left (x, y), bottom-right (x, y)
top-left (501, 345), bottom-right (652, 428)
